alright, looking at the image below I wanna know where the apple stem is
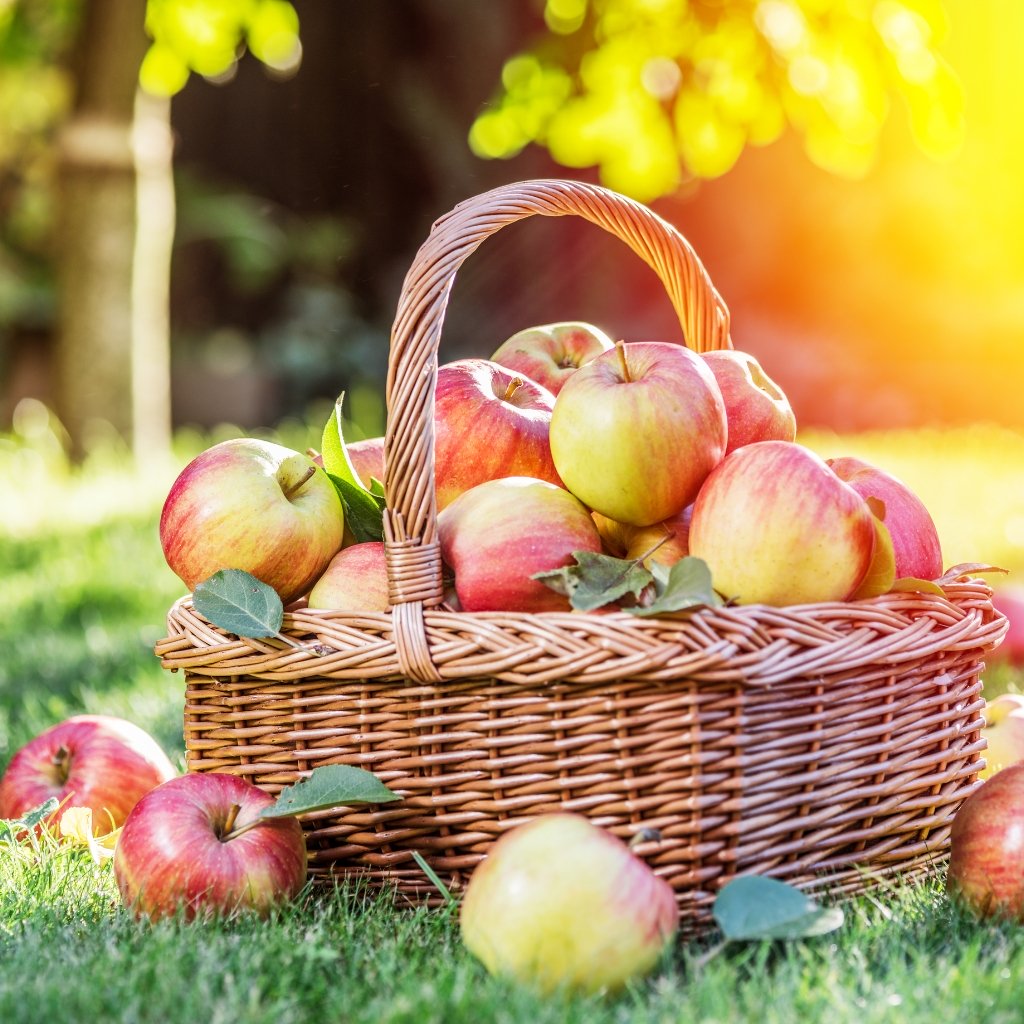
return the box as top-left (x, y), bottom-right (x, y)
top-left (221, 803), bottom-right (242, 839)
top-left (283, 464), bottom-right (316, 500)
top-left (502, 377), bottom-right (525, 402)
top-left (615, 340), bottom-right (632, 383)
top-left (51, 745), bottom-right (70, 783)
top-left (633, 531), bottom-right (671, 566)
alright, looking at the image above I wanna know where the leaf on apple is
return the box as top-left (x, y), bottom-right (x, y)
top-left (261, 764), bottom-right (401, 819)
top-left (628, 557), bottom-right (723, 617)
top-left (889, 577), bottom-right (947, 597)
top-left (713, 875), bottom-right (844, 941)
top-left (533, 551), bottom-right (654, 611)
top-left (320, 394), bottom-right (386, 544)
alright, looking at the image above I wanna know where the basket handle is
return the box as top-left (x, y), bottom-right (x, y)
top-left (381, 178), bottom-right (732, 680)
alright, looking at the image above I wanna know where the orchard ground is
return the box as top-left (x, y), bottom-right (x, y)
top-left (2, 409), bottom-right (1024, 1024)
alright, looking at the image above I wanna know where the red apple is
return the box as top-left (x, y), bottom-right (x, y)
top-left (160, 437), bottom-right (345, 603)
top-left (593, 504), bottom-right (692, 570)
top-left (0, 715), bottom-right (176, 834)
top-left (307, 541), bottom-right (389, 612)
top-left (434, 359), bottom-right (562, 510)
top-left (438, 476), bottom-right (602, 612)
top-left (947, 761), bottom-right (1024, 920)
top-left (980, 694), bottom-right (1024, 780)
top-left (827, 456), bottom-right (943, 580)
top-left (701, 349), bottom-right (797, 454)
top-left (489, 321), bottom-right (615, 395)
top-left (113, 772), bottom-right (307, 921)
top-left (992, 588), bottom-right (1024, 666)
top-left (688, 441), bottom-right (876, 606)
top-left (460, 812), bottom-right (679, 994)
top-left (347, 436), bottom-right (385, 489)
top-left (549, 342), bottom-right (727, 526)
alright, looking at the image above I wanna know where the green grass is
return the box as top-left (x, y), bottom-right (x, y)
top-left (2, 416), bottom-right (1024, 1023)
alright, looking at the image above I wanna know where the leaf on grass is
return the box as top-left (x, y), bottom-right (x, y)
top-left (713, 875), bottom-right (844, 941)
top-left (19, 797), bottom-right (60, 830)
top-left (193, 569), bottom-right (284, 638)
top-left (534, 551), bottom-right (654, 611)
top-left (889, 577), bottom-right (947, 597)
top-left (628, 557), bottom-right (722, 617)
top-left (261, 764), bottom-right (401, 819)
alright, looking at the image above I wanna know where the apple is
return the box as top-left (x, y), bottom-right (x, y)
top-left (460, 812), bottom-right (679, 994)
top-left (438, 476), bottom-right (602, 612)
top-left (701, 349), bottom-right (797, 454)
top-left (688, 440), bottom-right (876, 606)
top-left (434, 359), bottom-right (562, 510)
top-left (347, 436), bottom-right (385, 490)
top-left (593, 504), bottom-right (692, 569)
top-left (0, 715), bottom-right (176, 833)
top-left (307, 541), bottom-right (390, 612)
top-left (160, 437), bottom-right (345, 603)
top-left (113, 772), bottom-right (307, 921)
top-left (549, 342), bottom-right (727, 527)
top-left (987, 589), bottom-right (1024, 666)
top-left (947, 761), bottom-right (1024, 921)
top-left (979, 694), bottom-right (1024, 780)
top-left (489, 321), bottom-right (615, 395)
top-left (826, 456), bottom-right (943, 580)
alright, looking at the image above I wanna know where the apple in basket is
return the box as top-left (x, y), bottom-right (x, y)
top-left (114, 773), bottom-right (307, 920)
top-left (434, 359), bottom-right (563, 510)
top-left (827, 455), bottom-right (943, 581)
top-left (946, 761), bottom-right (1024, 921)
top-left (489, 321), bottom-right (615, 396)
top-left (307, 541), bottom-right (390, 612)
top-left (438, 476), bottom-right (602, 612)
top-left (593, 504), bottom-right (693, 570)
top-left (700, 349), bottom-right (797, 454)
top-left (160, 438), bottom-right (344, 604)
top-left (688, 440), bottom-right (877, 606)
top-left (979, 694), bottom-right (1024, 780)
top-left (346, 436), bottom-right (385, 490)
top-left (0, 715), bottom-right (176, 833)
top-left (549, 341), bottom-right (727, 527)
top-left (460, 813), bottom-right (679, 994)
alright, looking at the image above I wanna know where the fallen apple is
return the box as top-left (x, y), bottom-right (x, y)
top-left (460, 812), bottom-right (679, 994)
top-left (947, 761), bottom-right (1024, 921)
top-left (113, 772), bottom-right (307, 921)
top-left (0, 715), bottom-right (176, 834)
top-left (438, 476), bottom-right (602, 612)
top-left (701, 349), bottom-right (797, 454)
top-left (307, 541), bottom-right (390, 612)
top-left (688, 440), bottom-right (876, 606)
top-left (434, 359), bottom-right (562, 510)
top-left (490, 321), bottom-right (614, 395)
top-left (549, 341), bottom-right (727, 526)
top-left (160, 437), bottom-right (345, 603)
top-left (979, 694), bottom-right (1024, 780)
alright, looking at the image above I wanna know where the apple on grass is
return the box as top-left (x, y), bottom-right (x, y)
top-left (979, 694), bottom-right (1024, 780)
top-left (113, 773), bottom-right (307, 921)
top-left (160, 437), bottom-right (345, 604)
top-left (0, 715), bottom-right (176, 834)
top-left (489, 321), bottom-right (614, 395)
top-left (307, 541), bottom-right (390, 612)
top-left (460, 812), bottom-right (679, 995)
top-left (701, 349), bottom-right (797, 454)
top-left (826, 455), bottom-right (943, 581)
top-left (434, 359), bottom-right (562, 510)
top-left (549, 341), bottom-right (727, 527)
top-left (947, 761), bottom-right (1024, 921)
top-left (438, 476), bottom-right (602, 613)
top-left (688, 441), bottom-right (876, 606)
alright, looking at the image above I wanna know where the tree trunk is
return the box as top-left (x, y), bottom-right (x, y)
top-left (54, 0), bottom-right (174, 461)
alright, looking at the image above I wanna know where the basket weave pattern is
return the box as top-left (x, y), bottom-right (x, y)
top-left (158, 179), bottom-right (1006, 928)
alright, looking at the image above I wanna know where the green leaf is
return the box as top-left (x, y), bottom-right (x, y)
top-left (628, 556), bottom-right (722, 617)
top-left (19, 797), bottom-right (60, 830)
top-left (320, 392), bottom-right (365, 491)
top-left (261, 764), bottom-right (401, 819)
top-left (193, 569), bottom-right (283, 638)
top-left (713, 876), bottom-right (845, 941)
top-left (889, 577), bottom-right (947, 596)
top-left (329, 473), bottom-right (386, 544)
top-left (533, 550), bottom-right (654, 611)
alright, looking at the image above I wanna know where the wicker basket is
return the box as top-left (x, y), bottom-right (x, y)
top-left (157, 178), bottom-right (1007, 931)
